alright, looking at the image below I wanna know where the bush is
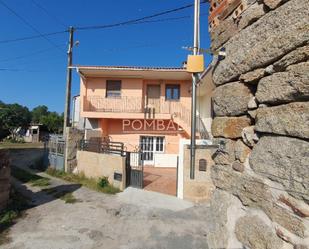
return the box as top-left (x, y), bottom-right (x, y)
top-left (97, 177), bottom-right (109, 188)
top-left (3, 136), bottom-right (25, 143)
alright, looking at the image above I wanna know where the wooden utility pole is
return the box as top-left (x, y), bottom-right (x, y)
top-left (190, 0), bottom-right (200, 179)
top-left (63, 26), bottom-right (74, 136)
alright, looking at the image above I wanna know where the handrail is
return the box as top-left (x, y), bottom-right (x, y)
top-left (79, 139), bottom-right (125, 156)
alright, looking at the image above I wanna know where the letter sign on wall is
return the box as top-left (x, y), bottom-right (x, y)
top-left (199, 159), bottom-right (207, 172)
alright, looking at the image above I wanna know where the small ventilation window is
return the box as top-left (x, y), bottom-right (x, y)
top-left (199, 159), bottom-right (207, 172)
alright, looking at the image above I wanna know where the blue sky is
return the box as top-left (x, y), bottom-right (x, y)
top-left (0, 0), bottom-right (211, 113)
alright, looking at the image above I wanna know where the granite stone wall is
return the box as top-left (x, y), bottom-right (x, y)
top-left (65, 127), bottom-right (84, 173)
top-left (207, 0), bottom-right (309, 248)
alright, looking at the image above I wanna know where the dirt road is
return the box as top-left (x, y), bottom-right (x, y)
top-left (2, 148), bottom-right (220, 249)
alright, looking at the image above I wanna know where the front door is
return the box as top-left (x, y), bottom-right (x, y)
top-left (140, 136), bottom-right (165, 166)
top-left (146, 85), bottom-right (160, 112)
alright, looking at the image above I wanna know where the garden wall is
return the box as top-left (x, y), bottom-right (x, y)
top-left (76, 150), bottom-right (126, 191)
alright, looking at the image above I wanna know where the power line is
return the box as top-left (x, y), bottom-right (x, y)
top-left (129, 12), bottom-right (208, 26)
top-left (75, 1), bottom-right (208, 31)
top-left (0, 30), bottom-right (68, 44)
top-left (0, 68), bottom-right (43, 72)
top-left (0, 3), bottom-right (209, 45)
top-left (0, 0), bottom-right (64, 52)
top-left (0, 45), bottom-right (66, 62)
top-left (29, 0), bottom-right (67, 28)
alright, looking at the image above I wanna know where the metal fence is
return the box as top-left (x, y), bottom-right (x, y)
top-left (79, 139), bottom-right (125, 156)
top-left (47, 134), bottom-right (65, 171)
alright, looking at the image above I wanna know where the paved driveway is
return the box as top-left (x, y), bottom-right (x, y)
top-left (143, 167), bottom-right (177, 196)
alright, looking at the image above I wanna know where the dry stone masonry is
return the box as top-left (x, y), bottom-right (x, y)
top-left (207, 0), bottom-right (309, 248)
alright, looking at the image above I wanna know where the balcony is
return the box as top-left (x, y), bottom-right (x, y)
top-left (83, 95), bottom-right (209, 138)
top-left (83, 95), bottom-right (191, 129)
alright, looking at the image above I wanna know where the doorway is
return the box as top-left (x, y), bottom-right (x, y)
top-left (140, 136), bottom-right (164, 166)
top-left (146, 85), bottom-right (160, 112)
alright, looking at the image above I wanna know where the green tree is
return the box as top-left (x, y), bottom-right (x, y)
top-left (0, 103), bottom-right (31, 139)
top-left (31, 105), bottom-right (49, 123)
top-left (40, 112), bottom-right (63, 134)
top-left (31, 105), bottom-right (63, 134)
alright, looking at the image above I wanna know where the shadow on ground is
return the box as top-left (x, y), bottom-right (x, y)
top-left (13, 180), bottom-right (82, 207)
top-left (1, 180), bottom-right (81, 243)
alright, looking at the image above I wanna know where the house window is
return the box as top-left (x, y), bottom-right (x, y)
top-left (166, 84), bottom-right (180, 100)
top-left (106, 80), bottom-right (121, 98)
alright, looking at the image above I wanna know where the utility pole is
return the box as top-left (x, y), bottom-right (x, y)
top-left (63, 26), bottom-right (74, 136)
top-left (190, 0), bottom-right (200, 179)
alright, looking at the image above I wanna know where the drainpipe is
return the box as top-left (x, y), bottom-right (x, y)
top-left (190, 0), bottom-right (200, 179)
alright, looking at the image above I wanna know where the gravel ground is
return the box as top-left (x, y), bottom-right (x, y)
top-left (2, 148), bottom-right (216, 249)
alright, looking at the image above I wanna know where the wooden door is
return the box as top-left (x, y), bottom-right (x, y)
top-left (146, 85), bottom-right (160, 112)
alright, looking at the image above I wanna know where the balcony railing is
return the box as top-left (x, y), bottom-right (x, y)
top-left (83, 95), bottom-right (192, 128)
top-left (84, 96), bottom-right (143, 113)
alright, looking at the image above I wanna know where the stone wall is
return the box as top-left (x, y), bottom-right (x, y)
top-left (65, 127), bottom-right (84, 173)
top-left (208, 0), bottom-right (309, 248)
top-left (0, 150), bottom-right (10, 211)
top-left (76, 150), bottom-right (126, 191)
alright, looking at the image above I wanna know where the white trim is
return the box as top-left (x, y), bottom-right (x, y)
top-left (154, 154), bottom-right (178, 167)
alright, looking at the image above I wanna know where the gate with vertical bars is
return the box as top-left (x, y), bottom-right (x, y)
top-left (125, 150), bottom-right (144, 189)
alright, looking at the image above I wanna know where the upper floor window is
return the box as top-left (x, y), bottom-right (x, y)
top-left (106, 80), bottom-right (121, 98)
top-left (166, 84), bottom-right (180, 101)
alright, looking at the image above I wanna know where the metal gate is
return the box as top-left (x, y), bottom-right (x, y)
top-left (47, 135), bottom-right (65, 171)
top-left (125, 151), bottom-right (144, 188)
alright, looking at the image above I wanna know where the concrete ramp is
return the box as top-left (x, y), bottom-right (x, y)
top-left (116, 187), bottom-right (193, 211)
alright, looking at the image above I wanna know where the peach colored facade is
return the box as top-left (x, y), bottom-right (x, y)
top-left (78, 66), bottom-right (193, 163)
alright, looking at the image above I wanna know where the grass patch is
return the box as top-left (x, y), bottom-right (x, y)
top-left (59, 193), bottom-right (78, 204)
top-left (11, 166), bottom-right (50, 187)
top-left (42, 188), bottom-right (80, 204)
top-left (42, 188), bottom-right (58, 195)
top-left (0, 189), bottom-right (31, 245)
top-left (46, 167), bottom-right (120, 195)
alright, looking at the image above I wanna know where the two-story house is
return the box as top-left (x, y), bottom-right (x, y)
top-left (76, 65), bottom-right (212, 168)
